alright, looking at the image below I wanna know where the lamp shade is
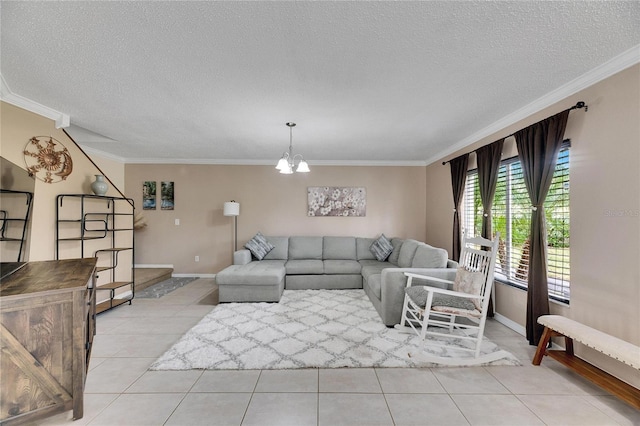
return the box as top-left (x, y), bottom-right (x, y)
top-left (223, 201), bottom-right (240, 216)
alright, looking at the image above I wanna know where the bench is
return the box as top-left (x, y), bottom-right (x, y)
top-left (532, 315), bottom-right (640, 409)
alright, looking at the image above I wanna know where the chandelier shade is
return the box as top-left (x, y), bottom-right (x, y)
top-left (275, 122), bottom-right (310, 174)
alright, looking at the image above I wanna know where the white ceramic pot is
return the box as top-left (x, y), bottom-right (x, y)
top-left (91, 174), bottom-right (108, 196)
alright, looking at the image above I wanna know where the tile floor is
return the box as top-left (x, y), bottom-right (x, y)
top-left (37, 278), bottom-right (639, 426)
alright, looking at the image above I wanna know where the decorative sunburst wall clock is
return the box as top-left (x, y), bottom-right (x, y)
top-left (23, 136), bottom-right (73, 183)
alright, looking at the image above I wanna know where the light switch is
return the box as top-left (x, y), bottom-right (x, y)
top-left (175, 218), bottom-right (180, 226)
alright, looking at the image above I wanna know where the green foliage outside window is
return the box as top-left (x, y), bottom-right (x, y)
top-left (465, 147), bottom-right (570, 298)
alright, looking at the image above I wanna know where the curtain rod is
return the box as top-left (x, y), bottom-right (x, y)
top-left (442, 101), bottom-right (587, 165)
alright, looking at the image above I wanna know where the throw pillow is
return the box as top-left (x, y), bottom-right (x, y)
top-left (244, 232), bottom-right (275, 261)
top-left (369, 234), bottom-right (393, 262)
top-left (453, 266), bottom-right (486, 310)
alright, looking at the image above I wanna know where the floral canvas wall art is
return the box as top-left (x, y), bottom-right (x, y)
top-left (308, 187), bottom-right (366, 217)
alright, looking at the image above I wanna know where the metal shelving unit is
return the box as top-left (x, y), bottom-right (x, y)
top-left (56, 194), bottom-right (135, 314)
top-left (0, 189), bottom-right (33, 262)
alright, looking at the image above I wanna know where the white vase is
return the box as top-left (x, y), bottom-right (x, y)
top-left (91, 174), bottom-right (108, 196)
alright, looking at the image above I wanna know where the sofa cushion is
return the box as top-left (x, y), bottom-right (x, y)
top-left (411, 244), bottom-right (448, 268)
top-left (289, 236), bottom-right (323, 260)
top-left (356, 238), bottom-right (376, 260)
top-left (285, 259), bottom-right (324, 274)
top-left (397, 239), bottom-right (420, 267)
top-left (388, 238), bottom-right (404, 265)
top-left (216, 260), bottom-right (286, 285)
top-left (244, 232), bottom-right (275, 260)
top-left (323, 259), bottom-right (362, 274)
top-left (323, 236), bottom-right (357, 260)
top-left (263, 236), bottom-right (289, 260)
top-left (369, 234), bottom-right (393, 261)
top-left (360, 261), bottom-right (392, 280)
top-left (366, 274), bottom-right (383, 300)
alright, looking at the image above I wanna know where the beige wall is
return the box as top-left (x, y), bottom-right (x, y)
top-left (0, 102), bottom-right (128, 266)
top-left (124, 164), bottom-right (427, 274)
top-left (425, 64), bottom-right (640, 385)
top-left (89, 151), bottom-right (126, 193)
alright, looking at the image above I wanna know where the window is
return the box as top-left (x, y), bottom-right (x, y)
top-left (462, 141), bottom-right (570, 303)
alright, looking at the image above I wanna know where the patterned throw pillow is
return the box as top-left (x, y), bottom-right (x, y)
top-left (453, 266), bottom-right (486, 310)
top-left (244, 232), bottom-right (275, 261)
top-left (369, 234), bottom-right (393, 262)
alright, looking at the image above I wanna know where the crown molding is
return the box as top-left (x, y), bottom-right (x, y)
top-left (0, 74), bottom-right (70, 129)
top-left (78, 145), bottom-right (128, 163)
top-left (124, 157), bottom-right (427, 166)
top-left (77, 146), bottom-right (427, 166)
top-left (425, 43), bottom-right (640, 166)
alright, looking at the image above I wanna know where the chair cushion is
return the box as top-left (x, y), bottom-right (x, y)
top-left (289, 236), bottom-right (323, 260)
top-left (244, 232), bottom-right (275, 260)
top-left (263, 236), bottom-right (289, 260)
top-left (369, 234), bottom-right (393, 261)
top-left (453, 266), bottom-right (485, 310)
top-left (404, 286), bottom-right (477, 314)
top-left (411, 244), bottom-right (448, 268)
top-left (323, 236), bottom-right (357, 260)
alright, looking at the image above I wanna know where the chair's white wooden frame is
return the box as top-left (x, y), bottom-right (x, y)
top-left (394, 234), bottom-right (511, 365)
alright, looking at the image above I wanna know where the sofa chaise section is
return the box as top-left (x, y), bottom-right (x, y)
top-left (216, 256), bottom-right (286, 302)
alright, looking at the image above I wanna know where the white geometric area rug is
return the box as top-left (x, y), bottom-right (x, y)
top-left (151, 289), bottom-right (520, 370)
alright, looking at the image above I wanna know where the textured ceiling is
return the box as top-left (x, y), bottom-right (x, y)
top-left (1, 1), bottom-right (639, 164)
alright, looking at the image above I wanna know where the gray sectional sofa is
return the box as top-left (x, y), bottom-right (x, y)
top-left (215, 236), bottom-right (458, 326)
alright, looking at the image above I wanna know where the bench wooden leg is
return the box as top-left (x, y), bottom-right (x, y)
top-left (532, 326), bottom-right (554, 365)
top-left (564, 336), bottom-right (574, 356)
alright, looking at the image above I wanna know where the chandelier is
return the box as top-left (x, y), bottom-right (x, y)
top-left (275, 122), bottom-right (310, 174)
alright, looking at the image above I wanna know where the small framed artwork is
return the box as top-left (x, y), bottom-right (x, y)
top-left (143, 181), bottom-right (156, 210)
top-left (161, 181), bottom-right (174, 210)
top-left (308, 187), bottom-right (366, 217)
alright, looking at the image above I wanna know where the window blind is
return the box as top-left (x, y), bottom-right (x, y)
top-left (463, 142), bottom-right (570, 303)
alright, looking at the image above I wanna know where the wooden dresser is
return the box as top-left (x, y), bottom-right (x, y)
top-left (0, 258), bottom-right (97, 425)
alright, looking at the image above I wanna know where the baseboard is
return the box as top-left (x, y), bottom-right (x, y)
top-left (173, 273), bottom-right (216, 279)
top-left (134, 264), bottom-right (174, 268)
top-left (494, 313), bottom-right (526, 336)
top-left (116, 290), bottom-right (133, 299)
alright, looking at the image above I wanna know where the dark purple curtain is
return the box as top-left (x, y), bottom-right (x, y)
top-left (475, 138), bottom-right (504, 317)
top-left (450, 154), bottom-right (469, 261)
top-left (515, 110), bottom-right (569, 345)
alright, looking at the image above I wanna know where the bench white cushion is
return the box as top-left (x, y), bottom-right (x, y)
top-left (538, 315), bottom-right (640, 369)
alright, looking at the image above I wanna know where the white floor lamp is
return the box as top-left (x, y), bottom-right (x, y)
top-left (223, 201), bottom-right (240, 251)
